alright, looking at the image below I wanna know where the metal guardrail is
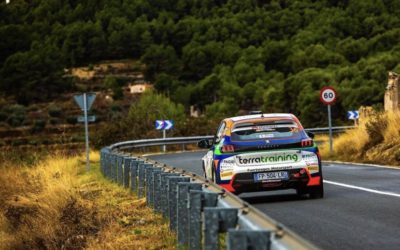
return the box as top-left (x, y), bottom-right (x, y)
top-left (110, 126), bottom-right (354, 151)
top-left (100, 148), bottom-right (318, 250)
top-left (305, 125), bottom-right (355, 133)
top-left (100, 126), bottom-right (354, 249)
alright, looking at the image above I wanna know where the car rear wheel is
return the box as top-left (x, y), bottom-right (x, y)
top-left (212, 166), bottom-right (216, 183)
top-left (202, 162), bottom-right (207, 179)
top-left (309, 181), bottom-right (324, 199)
top-left (296, 187), bottom-right (308, 198)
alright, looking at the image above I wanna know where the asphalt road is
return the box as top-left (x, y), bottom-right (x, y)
top-left (149, 151), bottom-right (400, 250)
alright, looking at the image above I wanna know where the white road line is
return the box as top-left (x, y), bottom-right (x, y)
top-left (323, 161), bottom-right (400, 170)
top-left (324, 180), bottom-right (400, 198)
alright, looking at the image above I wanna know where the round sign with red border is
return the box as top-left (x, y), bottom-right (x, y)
top-left (320, 86), bottom-right (337, 105)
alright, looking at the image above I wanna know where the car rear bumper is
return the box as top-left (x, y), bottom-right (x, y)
top-left (220, 168), bottom-right (321, 194)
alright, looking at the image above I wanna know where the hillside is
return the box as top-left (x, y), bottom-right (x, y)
top-left (1, 0), bottom-right (400, 133)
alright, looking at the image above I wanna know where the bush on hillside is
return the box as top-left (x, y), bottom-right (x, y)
top-left (48, 104), bottom-right (62, 117)
top-left (322, 111), bottom-right (400, 165)
top-left (5, 104), bottom-right (26, 127)
top-left (31, 119), bottom-right (47, 133)
top-left (363, 113), bottom-right (387, 151)
top-left (93, 91), bottom-right (185, 148)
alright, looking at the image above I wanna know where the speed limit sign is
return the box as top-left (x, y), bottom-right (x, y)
top-left (320, 86), bottom-right (337, 105)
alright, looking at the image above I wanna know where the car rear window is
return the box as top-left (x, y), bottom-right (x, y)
top-left (231, 120), bottom-right (301, 141)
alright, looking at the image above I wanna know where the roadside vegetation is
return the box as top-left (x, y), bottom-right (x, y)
top-left (2, 0), bottom-right (400, 129)
top-left (0, 151), bottom-right (175, 249)
top-left (320, 112), bottom-right (400, 166)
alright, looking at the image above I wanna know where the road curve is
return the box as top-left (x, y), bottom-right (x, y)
top-left (149, 151), bottom-right (400, 250)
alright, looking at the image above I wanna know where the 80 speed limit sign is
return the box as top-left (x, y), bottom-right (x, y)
top-left (320, 86), bottom-right (337, 105)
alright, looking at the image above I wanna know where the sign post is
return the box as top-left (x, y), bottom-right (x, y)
top-left (74, 93), bottom-right (96, 171)
top-left (320, 86), bottom-right (337, 155)
top-left (155, 120), bottom-right (174, 152)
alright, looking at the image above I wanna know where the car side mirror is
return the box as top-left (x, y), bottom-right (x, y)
top-left (197, 139), bottom-right (211, 149)
top-left (307, 132), bottom-right (315, 139)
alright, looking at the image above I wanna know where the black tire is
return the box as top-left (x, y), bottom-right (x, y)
top-left (211, 166), bottom-right (217, 183)
top-left (202, 162), bottom-right (207, 179)
top-left (309, 181), bottom-right (324, 199)
top-left (296, 187), bottom-right (308, 198)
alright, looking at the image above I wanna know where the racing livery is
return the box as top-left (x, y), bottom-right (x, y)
top-left (198, 113), bottom-right (324, 198)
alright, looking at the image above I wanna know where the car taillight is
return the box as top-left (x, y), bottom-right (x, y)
top-left (221, 145), bottom-right (235, 153)
top-left (301, 139), bottom-right (313, 147)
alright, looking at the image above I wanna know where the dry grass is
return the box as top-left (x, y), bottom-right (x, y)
top-left (320, 111), bottom-right (400, 166)
top-left (0, 151), bottom-right (175, 250)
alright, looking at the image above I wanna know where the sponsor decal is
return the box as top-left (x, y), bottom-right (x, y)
top-left (246, 166), bottom-right (293, 172)
top-left (259, 134), bottom-right (274, 138)
top-left (307, 166), bottom-right (319, 171)
top-left (236, 152), bottom-right (299, 166)
top-left (220, 158), bottom-right (235, 170)
top-left (220, 171), bottom-right (233, 178)
top-left (301, 151), bottom-right (319, 173)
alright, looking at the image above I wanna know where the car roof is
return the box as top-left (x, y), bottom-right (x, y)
top-left (228, 113), bottom-right (295, 122)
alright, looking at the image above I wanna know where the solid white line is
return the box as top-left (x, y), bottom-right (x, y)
top-left (324, 180), bottom-right (400, 198)
top-left (323, 160), bottom-right (399, 170)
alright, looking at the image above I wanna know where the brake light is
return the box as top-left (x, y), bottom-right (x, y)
top-left (221, 145), bottom-right (235, 153)
top-left (301, 139), bottom-right (313, 147)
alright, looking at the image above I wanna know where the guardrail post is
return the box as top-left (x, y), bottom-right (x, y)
top-left (153, 170), bottom-right (163, 212)
top-left (105, 153), bottom-right (111, 179)
top-left (204, 208), bottom-right (239, 250)
top-left (100, 151), bottom-right (104, 175)
top-left (177, 183), bottom-right (202, 248)
top-left (117, 155), bottom-right (124, 185)
top-left (189, 191), bottom-right (218, 250)
top-left (100, 151), bottom-right (105, 176)
top-left (146, 167), bottom-right (162, 207)
top-left (130, 159), bottom-right (144, 193)
top-left (160, 173), bottom-right (179, 217)
top-left (111, 154), bottom-right (117, 182)
top-left (227, 229), bottom-right (271, 250)
top-left (138, 163), bottom-right (152, 198)
top-left (167, 176), bottom-right (190, 231)
top-left (123, 157), bottom-right (132, 188)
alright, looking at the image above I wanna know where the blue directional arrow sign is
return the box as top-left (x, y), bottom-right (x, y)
top-left (347, 111), bottom-right (359, 120)
top-left (155, 120), bottom-right (174, 130)
top-left (164, 120), bottom-right (174, 130)
top-left (155, 120), bottom-right (165, 130)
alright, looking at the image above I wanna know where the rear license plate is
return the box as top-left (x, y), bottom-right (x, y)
top-left (254, 171), bottom-right (289, 182)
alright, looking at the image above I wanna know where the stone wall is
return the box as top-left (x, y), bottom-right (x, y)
top-left (384, 71), bottom-right (400, 112)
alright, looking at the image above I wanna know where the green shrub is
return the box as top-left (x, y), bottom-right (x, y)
top-left (0, 111), bottom-right (7, 122)
top-left (66, 116), bottom-right (78, 125)
top-left (0, 122), bottom-right (10, 129)
top-left (50, 118), bottom-right (59, 125)
top-left (31, 119), bottom-right (47, 133)
top-left (8, 114), bottom-right (26, 127)
top-left (110, 104), bottom-right (122, 112)
top-left (5, 104), bottom-right (26, 127)
top-left (48, 104), bottom-right (62, 117)
top-left (363, 114), bottom-right (388, 150)
top-left (28, 140), bottom-right (38, 146)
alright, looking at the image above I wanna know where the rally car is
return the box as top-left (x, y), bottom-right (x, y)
top-left (197, 113), bottom-right (324, 198)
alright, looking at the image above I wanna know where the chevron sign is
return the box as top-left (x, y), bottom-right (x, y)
top-left (155, 120), bottom-right (174, 130)
top-left (347, 111), bottom-right (359, 120)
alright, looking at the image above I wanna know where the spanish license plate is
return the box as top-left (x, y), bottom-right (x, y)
top-left (254, 171), bottom-right (289, 182)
